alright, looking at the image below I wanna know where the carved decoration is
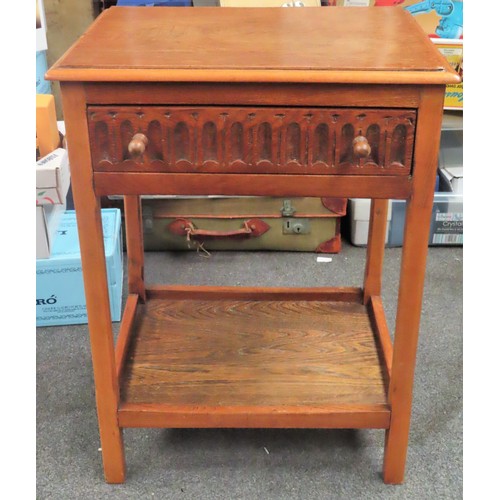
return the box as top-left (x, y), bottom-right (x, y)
top-left (88, 106), bottom-right (416, 175)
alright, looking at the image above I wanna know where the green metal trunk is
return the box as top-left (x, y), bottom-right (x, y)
top-left (121, 197), bottom-right (346, 253)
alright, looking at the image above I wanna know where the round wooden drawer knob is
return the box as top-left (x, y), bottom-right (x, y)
top-left (128, 133), bottom-right (149, 156)
top-left (353, 136), bottom-right (371, 158)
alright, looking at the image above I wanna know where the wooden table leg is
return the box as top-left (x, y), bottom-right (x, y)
top-left (124, 195), bottom-right (146, 302)
top-left (383, 86), bottom-right (445, 484)
top-left (363, 198), bottom-right (389, 304)
top-left (61, 83), bottom-right (126, 483)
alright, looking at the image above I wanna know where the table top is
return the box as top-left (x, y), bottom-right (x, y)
top-left (46, 6), bottom-right (459, 84)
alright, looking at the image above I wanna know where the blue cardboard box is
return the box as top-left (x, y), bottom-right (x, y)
top-left (36, 51), bottom-right (51, 95)
top-left (36, 209), bottom-right (124, 326)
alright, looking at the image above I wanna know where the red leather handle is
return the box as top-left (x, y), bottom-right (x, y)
top-left (167, 218), bottom-right (270, 240)
top-left (188, 225), bottom-right (251, 238)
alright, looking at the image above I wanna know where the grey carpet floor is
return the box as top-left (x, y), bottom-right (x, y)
top-left (36, 243), bottom-right (462, 499)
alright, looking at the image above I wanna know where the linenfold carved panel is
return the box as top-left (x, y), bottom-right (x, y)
top-left (88, 106), bottom-right (416, 175)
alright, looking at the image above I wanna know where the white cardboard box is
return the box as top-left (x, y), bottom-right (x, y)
top-left (438, 128), bottom-right (463, 194)
top-left (439, 166), bottom-right (463, 194)
top-left (36, 0), bottom-right (48, 51)
top-left (36, 202), bottom-right (66, 259)
top-left (36, 148), bottom-right (70, 205)
top-left (348, 199), bottom-right (392, 246)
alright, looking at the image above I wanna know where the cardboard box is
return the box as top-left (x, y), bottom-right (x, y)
top-left (439, 167), bottom-right (463, 194)
top-left (335, 1), bottom-right (375, 6)
top-left (347, 198), bottom-right (392, 246)
top-left (441, 110), bottom-right (463, 130)
top-left (378, 1), bottom-right (463, 40)
top-left (438, 128), bottom-right (463, 193)
top-left (221, 0), bottom-right (320, 6)
top-left (433, 40), bottom-right (463, 109)
top-left (36, 209), bottom-right (124, 327)
top-left (336, 1), bottom-right (464, 40)
top-left (36, 0), bottom-right (48, 51)
top-left (36, 201), bottom-right (67, 259)
top-left (36, 148), bottom-right (71, 205)
top-left (36, 51), bottom-right (51, 95)
top-left (36, 94), bottom-right (60, 158)
top-left (116, 1), bottom-right (192, 4)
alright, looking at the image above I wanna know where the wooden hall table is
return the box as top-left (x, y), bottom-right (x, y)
top-left (46, 6), bottom-right (460, 485)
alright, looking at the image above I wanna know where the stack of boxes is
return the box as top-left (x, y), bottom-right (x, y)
top-left (36, 95), bottom-right (124, 327)
top-left (36, 94), bottom-right (67, 259)
top-left (36, 210), bottom-right (124, 327)
top-left (346, 0), bottom-right (463, 247)
top-left (400, 0), bottom-right (463, 110)
top-left (348, 119), bottom-right (463, 247)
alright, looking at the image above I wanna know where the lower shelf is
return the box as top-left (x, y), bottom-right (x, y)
top-left (117, 286), bottom-right (391, 429)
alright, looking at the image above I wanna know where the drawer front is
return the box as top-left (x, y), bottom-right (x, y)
top-left (88, 106), bottom-right (416, 175)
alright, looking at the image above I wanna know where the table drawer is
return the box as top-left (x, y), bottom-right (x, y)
top-left (88, 106), bottom-right (416, 176)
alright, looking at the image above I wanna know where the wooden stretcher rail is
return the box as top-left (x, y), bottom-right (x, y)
top-left (145, 285), bottom-right (364, 302)
top-left (114, 294), bottom-right (139, 381)
top-left (118, 403), bottom-right (392, 429)
top-left (367, 295), bottom-right (394, 380)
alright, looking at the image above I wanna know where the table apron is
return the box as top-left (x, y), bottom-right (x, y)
top-left (93, 172), bottom-right (412, 199)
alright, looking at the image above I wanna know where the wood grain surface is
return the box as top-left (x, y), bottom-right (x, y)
top-left (367, 295), bottom-right (393, 382)
top-left (383, 86), bottom-right (446, 484)
top-left (93, 172), bottom-right (412, 199)
top-left (46, 7), bottom-right (460, 84)
top-left (83, 83), bottom-right (422, 109)
top-left (123, 196), bottom-right (145, 300)
top-left (145, 285), bottom-right (363, 303)
top-left (363, 199), bottom-right (389, 304)
top-left (59, 82), bottom-right (126, 483)
top-left (115, 294), bottom-right (139, 382)
top-left (120, 298), bottom-right (388, 408)
top-left (118, 403), bottom-right (390, 429)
